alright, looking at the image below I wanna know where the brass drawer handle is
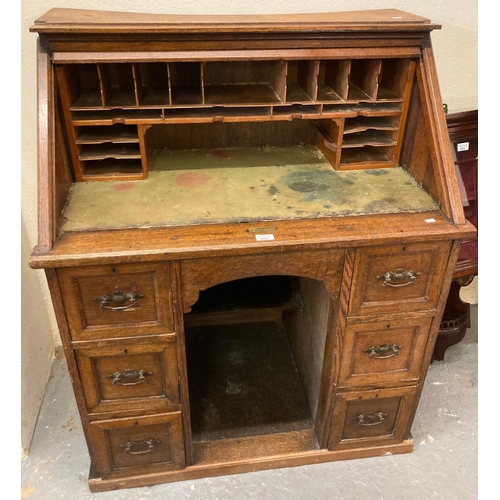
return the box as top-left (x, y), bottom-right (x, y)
top-left (93, 287), bottom-right (144, 311)
top-left (354, 411), bottom-right (388, 426)
top-left (363, 343), bottom-right (402, 359)
top-left (121, 438), bottom-right (160, 455)
top-left (377, 269), bottom-right (419, 287)
top-left (107, 368), bottom-right (152, 386)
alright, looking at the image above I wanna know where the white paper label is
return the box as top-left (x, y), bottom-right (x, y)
top-left (255, 234), bottom-right (275, 241)
top-left (457, 142), bottom-right (469, 152)
top-left (425, 218), bottom-right (437, 223)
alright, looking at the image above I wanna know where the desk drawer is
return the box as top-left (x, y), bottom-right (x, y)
top-left (57, 263), bottom-right (174, 340)
top-left (76, 339), bottom-right (180, 416)
top-left (348, 241), bottom-right (451, 317)
top-left (90, 412), bottom-right (185, 479)
top-left (337, 317), bottom-right (432, 388)
top-left (329, 386), bottom-right (417, 450)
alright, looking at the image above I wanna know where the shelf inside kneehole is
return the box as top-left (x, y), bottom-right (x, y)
top-left (186, 321), bottom-right (315, 440)
top-left (185, 275), bottom-right (303, 327)
top-left (184, 276), bottom-right (331, 461)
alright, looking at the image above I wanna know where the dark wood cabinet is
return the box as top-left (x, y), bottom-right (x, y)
top-left (29, 8), bottom-right (475, 492)
top-left (433, 110), bottom-right (478, 361)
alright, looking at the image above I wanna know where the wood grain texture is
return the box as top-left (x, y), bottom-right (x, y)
top-left (328, 385), bottom-right (418, 450)
top-left (52, 47), bottom-right (423, 64)
top-left (404, 239), bottom-right (464, 432)
top-left (336, 316), bottom-right (432, 389)
top-left (347, 240), bottom-right (451, 317)
top-left (194, 429), bottom-right (318, 464)
top-left (54, 104), bottom-right (73, 216)
top-left (180, 249), bottom-right (344, 312)
top-left (54, 65), bottom-right (85, 181)
top-left (89, 412), bottom-right (185, 479)
top-left (420, 34), bottom-right (465, 225)
top-left (313, 248), bottom-right (355, 447)
top-left (44, 269), bottom-right (99, 463)
top-left (29, 211), bottom-right (476, 269)
top-left (75, 339), bottom-right (180, 418)
top-left (170, 261), bottom-right (194, 466)
top-left (283, 278), bottom-right (332, 423)
top-left (31, 9), bottom-right (436, 34)
top-left (87, 439), bottom-right (414, 492)
top-left (36, 40), bottom-right (57, 252)
top-left (56, 262), bottom-right (174, 340)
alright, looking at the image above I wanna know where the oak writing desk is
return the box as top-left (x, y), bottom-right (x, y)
top-left (29, 8), bottom-right (475, 492)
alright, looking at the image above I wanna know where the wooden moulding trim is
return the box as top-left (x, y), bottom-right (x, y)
top-left (52, 47), bottom-right (422, 64)
top-left (313, 249), bottom-right (354, 446)
top-left (390, 60), bottom-right (416, 168)
top-left (404, 239), bottom-right (463, 431)
top-left (454, 258), bottom-right (478, 278)
top-left (170, 261), bottom-right (194, 466)
top-left (87, 439), bottom-right (413, 492)
top-left (36, 39), bottom-right (57, 253)
top-left (69, 333), bottom-right (177, 350)
top-left (446, 110), bottom-right (478, 142)
top-left (31, 8), bottom-right (440, 34)
top-left (28, 212), bottom-right (477, 269)
top-left (44, 269), bottom-right (98, 462)
top-left (419, 35), bottom-right (465, 225)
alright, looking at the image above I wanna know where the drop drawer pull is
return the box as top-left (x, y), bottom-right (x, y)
top-left (363, 343), bottom-right (403, 359)
top-left (93, 287), bottom-right (144, 311)
top-left (377, 269), bottom-right (419, 287)
top-left (353, 412), bottom-right (388, 426)
top-left (107, 368), bottom-right (152, 385)
top-left (121, 438), bottom-right (160, 455)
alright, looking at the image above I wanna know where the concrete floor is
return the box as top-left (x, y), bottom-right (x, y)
top-left (21, 306), bottom-right (478, 500)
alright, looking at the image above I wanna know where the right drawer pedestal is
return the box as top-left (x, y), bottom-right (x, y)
top-left (329, 241), bottom-right (451, 450)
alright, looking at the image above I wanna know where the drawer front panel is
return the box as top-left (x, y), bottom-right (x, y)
top-left (348, 241), bottom-right (451, 317)
top-left (57, 263), bottom-right (174, 340)
top-left (329, 386), bottom-right (417, 450)
top-left (76, 339), bottom-right (180, 416)
top-left (338, 317), bottom-right (432, 388)
top-left (90, 413), bottom-right (185, 479)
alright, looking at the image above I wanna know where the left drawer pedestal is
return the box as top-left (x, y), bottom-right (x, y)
top-left (51, 262), bottom-right (188, 483)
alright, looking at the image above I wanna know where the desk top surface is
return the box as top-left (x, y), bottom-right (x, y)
top-left (60, 146), bottom-right (439, 233)
top-left (31, 8), bottom-right (438, 34)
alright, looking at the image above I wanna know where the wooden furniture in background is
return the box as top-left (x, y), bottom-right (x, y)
top-left (433, 110), bottom-right (478, 361)
top-left (29, 8), bottom-right (476, 492)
